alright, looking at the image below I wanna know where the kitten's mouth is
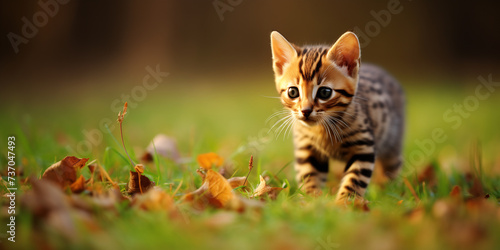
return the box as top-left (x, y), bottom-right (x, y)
top-left (298, 117), bottom-right (318, 126)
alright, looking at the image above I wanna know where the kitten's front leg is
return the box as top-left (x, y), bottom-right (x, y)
top-left (336, 152), bottom-right (375, 204)
top-left (294, 143), bottom-right (329, 196)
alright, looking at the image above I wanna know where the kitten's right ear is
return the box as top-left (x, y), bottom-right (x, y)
top-left (271, 31), bottom-right (297, 76)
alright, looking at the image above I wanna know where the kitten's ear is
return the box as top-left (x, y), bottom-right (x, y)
top-left (271, 31), bottom-right (297, 76)
top-left (327, 32), bottom-right (361, 78)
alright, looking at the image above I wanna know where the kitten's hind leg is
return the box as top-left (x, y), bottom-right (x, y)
top-left (378, 153), bottom-right (403, 180)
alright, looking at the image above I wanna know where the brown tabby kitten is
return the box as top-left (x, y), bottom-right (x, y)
top-left (270, 31), bottom-right (405, 203)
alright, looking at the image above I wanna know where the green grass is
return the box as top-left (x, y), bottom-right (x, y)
top-left (2, 76), bottom-right (500, 250)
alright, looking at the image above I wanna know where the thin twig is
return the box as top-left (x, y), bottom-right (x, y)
top-left (243, 155), bottom-right (254, 186)
top-left (117, 102), bottom-right (135, 167)
top-left (403, 177), bottom-right (420, 203)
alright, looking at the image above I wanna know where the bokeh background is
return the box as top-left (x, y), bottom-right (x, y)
top-left (2, 2), bottom-right (500, 249)
top-left (1, 0), bottom-right (500, 173)
top-left (2, 1), bottom-right (500, 88)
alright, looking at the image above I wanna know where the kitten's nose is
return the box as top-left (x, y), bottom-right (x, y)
top-left (301, 108), bottom-right (312, 118)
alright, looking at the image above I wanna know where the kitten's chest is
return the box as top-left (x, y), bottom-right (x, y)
top-left (293, 123), bottom-right (344, 158)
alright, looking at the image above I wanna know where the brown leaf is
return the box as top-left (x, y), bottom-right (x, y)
top-left (227, 176), bottom-right (247, 189)
top-left (42, 156), bottom-right (89, 188)
top-left (21, 179), bottom-right (76, 239)
top-left (22, 178), bottom-right (70, 216)
top-left (88, 164), bottom-right (96, 174)
top-left (183, 169), bottom-right (234, 208)
top-left (127, 171), bottom-right (155, 195)
top-left (131, 187), bottom-right (176, 213)
top-left (432, 199), bottom-right (456, 219)
top-left (142, 134), bottom-right (181, 163)
top-left (417, 164), bottom-right (436, 187)
top-left (71, 188), bottom-right (128, 213)
top-left (406, 207), bottom-right (425, 224)
top-left (197, 152), bottom-right (224, 170)
top-left (449, 185), bottom-right (462, 199)
top-left (468, 176), bottom-right (485, 198)
top-left (251, 175), bottom-right (283, 200)
top-left (70, 175), bottom-right (86, 193)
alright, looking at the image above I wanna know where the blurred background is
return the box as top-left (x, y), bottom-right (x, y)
top-left (1, 0), bottom-right (499, 173)
top-left (2, 0), bottom-right (500, 92)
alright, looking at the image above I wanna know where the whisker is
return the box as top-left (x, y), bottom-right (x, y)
top-left (261, 95), bottom-right (282, 99)
top-left (328, 118), bottom-right (343, 143)
top-left (274, 116), bottom-right (293, 139)
top-left (268, 113), bottom-right (292, 132)
top-left (284, 117), bottom-right (296, 138)
top-left (330, 116), bottom-right (350, 130)
top-left (266, 110), bottom-right (290, 123)
top-left (321, 119), bottom-right (335, 146)
top-left (283, 117), bottom-right (296, 139)
top-left (354, 95), bottom-right (368, 101)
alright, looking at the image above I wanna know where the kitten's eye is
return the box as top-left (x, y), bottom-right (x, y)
top-left (317, 87), bottom-right (332, 100)
top-left (288, 87), bottom-right (299, 99)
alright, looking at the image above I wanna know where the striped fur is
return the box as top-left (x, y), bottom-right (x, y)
top-left (270, 31), bottom-right (405, 203)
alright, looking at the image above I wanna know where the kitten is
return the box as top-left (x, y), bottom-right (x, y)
top-left (270, 31), bottom-right (405, 203)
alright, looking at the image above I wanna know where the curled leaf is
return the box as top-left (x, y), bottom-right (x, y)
top-left (131, 187), bottom-right (176, 213)
top-left (21, 179), bottom-right (76, 239)
top-left (183, 169), bottom-right (234, 208)
top-left (227, 176), bottom-right (247, 189)
top-left (42, 156), bottom-right (89, 188)
top-left (70, 175), bottom-right (86, 193)
top-left (251, 175), bottom-right (283, 200)
top-left (417, 164), bottom-right (436, 187)
top-left (197, 153), bottom-right (224, 169)
top-left (127, 171), bottom-right (155, 195)
top-left (450, 185), bottom-right (462, 199)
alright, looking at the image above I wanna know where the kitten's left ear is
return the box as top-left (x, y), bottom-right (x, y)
top-left (271, 31), bottom-right (297, 76)
top-left (327, 32), bottom-right (361, 78)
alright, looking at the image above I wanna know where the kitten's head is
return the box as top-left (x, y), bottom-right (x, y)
top-left (270, 31), bottom-right (360, 127)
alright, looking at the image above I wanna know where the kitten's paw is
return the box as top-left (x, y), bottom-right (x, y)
top-left (334, 194), bottom-right (369, 210)
top-left (301, 187), bottom-right (322, 197)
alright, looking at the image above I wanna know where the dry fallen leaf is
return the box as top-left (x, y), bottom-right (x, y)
top-left (88, 164), bottom-right (96, 174)
top-left (227, 176), bottom-right (247, 189)
top-left (251, 175), bottom-right (283, 200)
top-left (197, 152), bottom-right (224, 170)
top-left (417, 164), bottom-right (436, 187)
top-left (432, 199), bottom-right (456, 219)
top-left (127, 171), bottom-right (155, 195)
top-left (71, 188), bottom-right (129, 213)
top-left (142, 134), bottom-right (181, 163)
top-left (406, 207), bottom-right (425, 224)
top-left (70, 175), bottom-right (86, 193)
top-left (21, 179), bottom-right (76, 239)
top-left (450, 185), bottom-right (462, 199)
top-left (183, 169), bottom-right (234, 208)
top-left (468, 176), bottom-right (485, 198)
top-left (131, 187), bottom-right (177, 215)
top-left (42, 156), bottom-right (89, 188)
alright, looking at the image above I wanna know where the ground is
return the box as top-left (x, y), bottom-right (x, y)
top-left (1, 76), bottom-right (500, 250)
